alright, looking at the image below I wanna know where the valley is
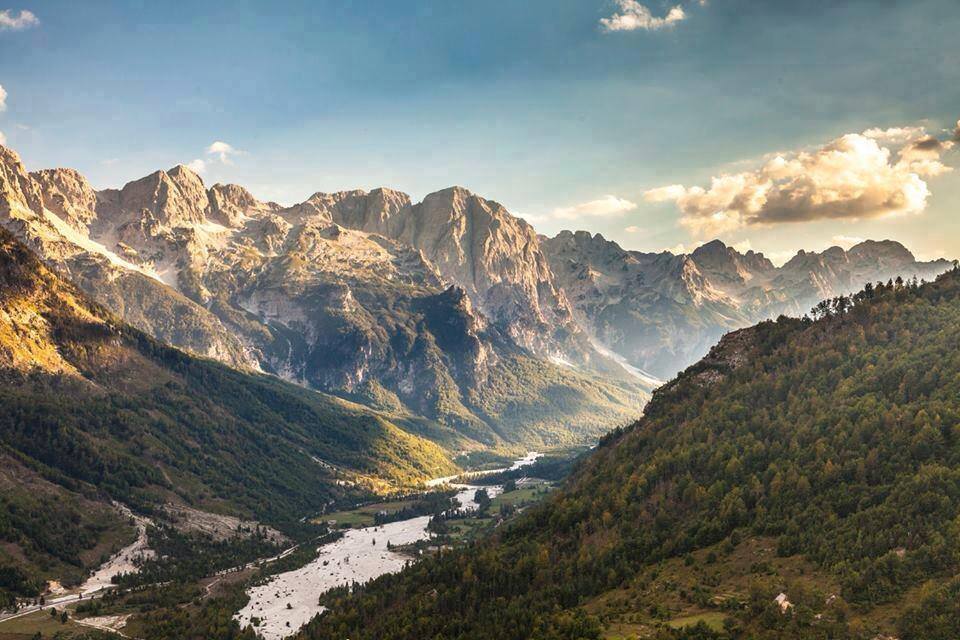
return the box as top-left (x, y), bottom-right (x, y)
top-left (3, 4), bottom-right (959, 639)
top-left (0, 451), bottom-right (554, 640)
top-left (1, 140), bottom-right (957, 640)
top-left (235, 452), bottom-right (541, 640)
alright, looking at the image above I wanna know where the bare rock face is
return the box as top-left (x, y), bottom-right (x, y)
top-left (0, 148), bottom-right (255, 370)
top-left (2, 141), bottom-right (949, 411)
top-left (29, 168), bottom-right (98, 231)
top-left (543, 231), bottom-right (951, 379)
top-left (209, 183), bottom-right (279, 227)
top-left (0, 145), bottom-right (44, 219)
top-left (99, 165), bottom-right (210, 229)
top-left (377, 186), bottom-right (593, 362)
top-left (0, 146), bottom-right (644, 449)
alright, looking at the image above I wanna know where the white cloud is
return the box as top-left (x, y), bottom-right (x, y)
top-left (600, 1), bottom-right (686, 32)
top-left (0, 130), bottom-right (6, 146)
top-left (644, 184), bottom-right (686, 202)
top-left (551, 195), bottom-right (637, 220)
top-left (182, 140), bottom-right (241, 174)
top-left (730, 239), bottom-right (753, 253)
top-left (514, 210), bottom-right (548, 224)
top-left (207, 140), bottom-right (239, 163)
top-left (624, 225), bottom-right (642, 233)
top-left (0, 8), bottom-right (38, 30)
top-left (831, 235), bottom-right (865, 249)
top-left (861, 126), bottom-right (925, 144)
top-left (0, 84), bottom-right (7, 112)
top-left (645, 124), bottom-right (956, 237)
top-left (766, 249), bottom-right (799, 267)
top-left (663, 241), bottom-right (703, 255)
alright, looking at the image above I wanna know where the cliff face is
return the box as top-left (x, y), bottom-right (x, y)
top-left (0, 145), bottom-right (646, 450)
top-left (5, 140), bottom-right (945, 439)
top-left (543, 231), bottom-right (951, 378)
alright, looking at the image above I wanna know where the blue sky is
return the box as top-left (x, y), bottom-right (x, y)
top-left (1, 0), bottom-right (958, 262)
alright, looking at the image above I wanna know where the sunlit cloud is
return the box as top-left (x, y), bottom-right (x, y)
top-left (0, 84), bottom-right (7, 112)
top-left (831, 235), bottom-right (866, 249)
top-left (600, 1), bottom-right (686, 32)
top-left (0, 130), bottom-right (6, 146)
top-left (207, 140), bottom-right (240, 163)
top-left (0, 8), bottom-right (38, 31)
top-left (663, 241), bottom-right (703, 254)
top-left (551, 195), bottom-right (637, 220)
top-left (182, 140), bottom-right (243, 174)
top-left (645, 121), bottom-right (957, 237)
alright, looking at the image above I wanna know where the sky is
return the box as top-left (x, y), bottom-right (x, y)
top-left (1, 0), bottom-right (958, 263)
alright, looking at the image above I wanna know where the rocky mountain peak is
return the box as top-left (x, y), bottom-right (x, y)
top-left (0, 145), bottom-right (44, 219)
top-left (847, 239), bottom-right (915, 266)
top-left (691, 239), bottom-right (774, 287)
top-left (29, 168), bottom-right (98, 231)
top-left (208, 182), bottom-right (275, 227)
top-left (323, 187), bottom-right (412, 234)
top-left (385, 185), bottom-right (589, 358)
top-left (103, 166), bottom-right (210, 228)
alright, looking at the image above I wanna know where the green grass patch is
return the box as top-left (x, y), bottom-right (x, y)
top-left (317, 499), bottom-right (419, 528)
top-left (0, 608), bottom-right (100, 639)
top-left (667, 612), bottom-right (726, 631)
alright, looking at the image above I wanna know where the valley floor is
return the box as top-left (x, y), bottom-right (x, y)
top-left (234, 455), bottom-right (544, 639)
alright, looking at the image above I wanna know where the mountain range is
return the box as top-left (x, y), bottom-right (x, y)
top-left (1, 145), bottom-right (644, 453)
top-left (1, 143), bottom-right (949, 451)
top-left (1, 141), bottom-right (959, 637)
top-left (544, 230), bottom-right (952, 378)
top-left (0, 223), bottom-right (465, 601)
top-left (299, 266), bottom-right (960, 640)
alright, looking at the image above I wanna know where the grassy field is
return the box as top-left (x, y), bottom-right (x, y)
top-left (0, 608), bottom-right (100, 639)
top-left (314, 499), bottom-right (420, 528)
top-left (489, 484), bottom-right (551, 511)
top-left (667, 612), bottom-right (726, 630)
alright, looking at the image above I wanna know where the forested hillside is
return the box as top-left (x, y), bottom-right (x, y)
top-left (0, 228), bottom-right (454, 605)
top-left (299, 267), bottom-right (960, 640)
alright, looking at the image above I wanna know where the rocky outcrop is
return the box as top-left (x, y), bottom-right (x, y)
top-left (208, 182), bottom-right (280, 227)
top-left (543, 230), bottom-right (951, 379)
top-left (0, 146), bottom-right (43, 219)
top-left (387, 187), bottom-right (591, 361)
top-left (29, 168), bottom-right (98, 231)
top-left (0, 144), bottom-right (645, 450)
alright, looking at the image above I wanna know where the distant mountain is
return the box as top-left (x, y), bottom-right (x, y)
top-left (0, 145), bottom-right (646, 452)
top-left (0, 225), bottom-right (459, 602)
top-left (299, 267), bottom-right (960, 640)
top-left (543, 231), bottom-right (952, 378)
top-left (3, 141), bottom-right (948, 447)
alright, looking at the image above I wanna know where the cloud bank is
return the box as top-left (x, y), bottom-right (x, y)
top-left (0, 9), bottom-right (38, 30)
top-left (600, 1), bottom-right (686, 32)
top-left (552, 195), bottom-right (637, 220)
top-left (645, 123), bottom-right (956, 236)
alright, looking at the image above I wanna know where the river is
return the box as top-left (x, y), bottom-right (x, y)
top-left (234, 453), bottom-right (539, 640)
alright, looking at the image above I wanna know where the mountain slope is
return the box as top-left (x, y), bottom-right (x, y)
top-left (0, 226), bottom-right (459, 601)
top-left (0, 146), bottom-right (647, 451)
top-left (543, 231), bottom-right (951, 379)
top-left (299, 267), bottom-right (960, 640)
